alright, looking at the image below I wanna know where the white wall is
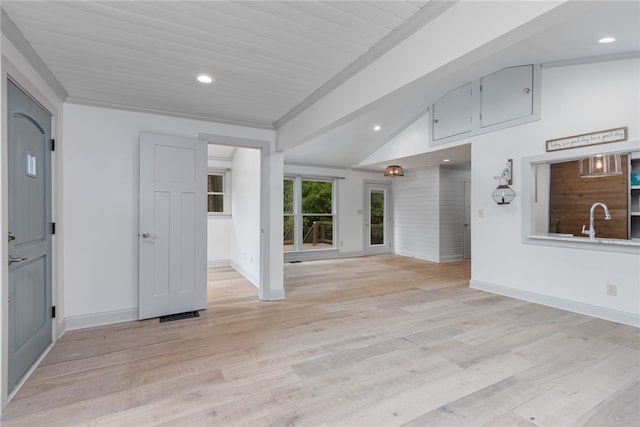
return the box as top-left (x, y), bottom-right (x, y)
top-left (284, 164), bottom-right (384, 258)
top-left (230, 147), bottom-right (261, 285)
top-left (62, 104), bottom-right (277, 326)
top-left (470, 58), bottom-right (640, 325)
top-left (207, 217), bottom-right (231, 267)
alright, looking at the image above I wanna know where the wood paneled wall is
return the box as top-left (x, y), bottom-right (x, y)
top-left (549, 156), bottom-right (628, 239)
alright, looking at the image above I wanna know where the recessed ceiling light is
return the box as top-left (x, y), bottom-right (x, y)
top-left (598, 37), bottom-right (616, 44)
top-left (196, 73), bottom-right (215, 84)
top-left (373, 125), bottom-right (382, 132)
top-left (443, 158), bottom-right (451, 163)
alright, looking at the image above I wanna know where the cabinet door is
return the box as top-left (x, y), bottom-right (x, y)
top-left (480, 65), bottom-right (533, 128)
top-left (432, 82), bottom-right (473, 141)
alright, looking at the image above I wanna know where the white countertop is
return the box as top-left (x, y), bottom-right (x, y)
top-left (528, 233), bottom-right (640, 249)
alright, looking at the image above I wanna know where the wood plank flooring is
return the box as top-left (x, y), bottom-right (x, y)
top-left (2, 255), bottom-right (638, 426)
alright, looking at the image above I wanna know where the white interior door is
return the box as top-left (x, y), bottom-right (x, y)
top-left (463, 181), bottom-right (471, 259)
top-left (364, 183), bottom-right (391, 255)
top-left (138, 133), bottom-right (207, 320)
top-left (7, 80), bottom-right (52, 392)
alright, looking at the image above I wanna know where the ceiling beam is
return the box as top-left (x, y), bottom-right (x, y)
top-left (275, 0), bottom-right (572, 153)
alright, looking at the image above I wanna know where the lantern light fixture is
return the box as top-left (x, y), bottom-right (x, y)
top-left (578, 153), bottom-right (622, 178)
top-left (491, 159), bottom-right (516, 205)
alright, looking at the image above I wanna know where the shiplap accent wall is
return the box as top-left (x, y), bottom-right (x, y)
top-left (439, 166), bottom-right (471, 261)
top-left (393, 166), bottom-right (440, 261)
top-left (393, 165), bottom-right (471, 262)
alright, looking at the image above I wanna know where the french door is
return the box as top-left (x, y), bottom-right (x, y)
top-left (364, 183), bottom-right (391, 255)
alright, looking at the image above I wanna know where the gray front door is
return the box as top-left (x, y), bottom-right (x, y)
top-left (7, 80), bottom-right (52, 392)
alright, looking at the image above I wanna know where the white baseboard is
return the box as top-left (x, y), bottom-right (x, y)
top-left (208, 259), bottom-right (230, 268)
top-left (55, 318), bottom-right (66, 340)
top-left (230, 261), bottom-right (259, 288)
top-left (393, 250), bottom-right (439, 263)
top-left (268, 289), bottom-right (286, 300)
top-left (439, 254), bottom-right (464, 262)
top-left (470, 279), bottom-right (640, 328)
top-left (65, 308), bottom-right (138, 331)
top-left (284, 249), bottom-right (364, 263)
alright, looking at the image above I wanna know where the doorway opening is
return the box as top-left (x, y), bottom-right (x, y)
top-left (206, 144), bottom-right (261, 301)
top-left (200, 133), bottom-right (275, 301)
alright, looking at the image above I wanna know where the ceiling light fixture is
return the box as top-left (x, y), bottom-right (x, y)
top-left (578, 153), bottom-right (622, 178)
top-left (373, 125), bottom-right (382, 132)
top-left (598, 37), bottom-right (616, 44)
top-left (384, 165), bottom-right (404, 177)
top-left (443, 159), bottom-right (451, 163)
top-left (196, 73), bottom-right (215, 84)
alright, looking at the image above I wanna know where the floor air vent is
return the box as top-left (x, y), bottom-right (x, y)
top-left (159, 311), bottom-right (200, 323)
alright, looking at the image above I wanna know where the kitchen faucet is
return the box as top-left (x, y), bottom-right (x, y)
top-left (581, 202), bottom-right (611, 240)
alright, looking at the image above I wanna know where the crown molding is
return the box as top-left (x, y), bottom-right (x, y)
top-left (2, 9), bottom-right (68, 101)
top-left (65, 97), bottom-right (275, 131)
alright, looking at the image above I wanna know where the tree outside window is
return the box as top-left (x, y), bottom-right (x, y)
top-left (284, 177), bottom-right (335, 251)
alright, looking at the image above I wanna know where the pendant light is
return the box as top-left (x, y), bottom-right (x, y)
top-left (578, 153), bottom-right (622, 178)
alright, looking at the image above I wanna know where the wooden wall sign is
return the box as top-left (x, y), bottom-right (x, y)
top-left (546, 127), bottom-right (627, 152)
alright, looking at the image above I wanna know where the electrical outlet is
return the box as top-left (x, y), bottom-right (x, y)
top-left (606, 284), bottom-right (617, 296)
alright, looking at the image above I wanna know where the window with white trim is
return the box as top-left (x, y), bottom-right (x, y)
top-left (284, 176), bottom-right (336, 252)
top-left (208, 171), bottom-right (230, 215)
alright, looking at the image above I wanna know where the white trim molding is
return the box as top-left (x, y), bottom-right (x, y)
top-left (65, 308), bottom-right (138, 331)
top-left (268, 289), bottom-right (286, 301)
top-left (208, 259), bottom-right (230, 268)
top-left (470, 279), bottom-right (640, 328)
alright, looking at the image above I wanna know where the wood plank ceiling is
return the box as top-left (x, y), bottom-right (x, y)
top-left (2, 1), bottom-right (430, 128)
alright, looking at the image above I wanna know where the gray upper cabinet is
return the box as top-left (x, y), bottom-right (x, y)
top-left (480, 65), bottom-right (533, 128)
top-left (429, 64), bottom-right (540, 146)
top-left (432, 83), bottom-right (473, 141)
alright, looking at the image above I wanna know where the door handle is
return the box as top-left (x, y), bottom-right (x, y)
top-left (8, 232), bottom-right (16, 242)
top-left (8, 256), bottom-right (27, 265)
top-left (141, 232), bottom-right (157, 239)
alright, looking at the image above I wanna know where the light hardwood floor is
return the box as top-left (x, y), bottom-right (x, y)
top-left (2, 255), bottom-right (638, 426)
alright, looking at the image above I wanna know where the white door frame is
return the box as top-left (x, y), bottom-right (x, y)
top-left (363, 181), bottom-right (392, 255)
top-left (199, 133), bottom-right (275, 301)
top-left (463, 180), bottom-right (471, 259)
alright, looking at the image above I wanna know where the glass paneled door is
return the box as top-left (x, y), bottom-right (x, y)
top-left (364, 183), bottom-right (391, 255)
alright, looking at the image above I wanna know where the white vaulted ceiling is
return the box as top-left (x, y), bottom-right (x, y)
top-left (1, 0), bottom-right (432, 127)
